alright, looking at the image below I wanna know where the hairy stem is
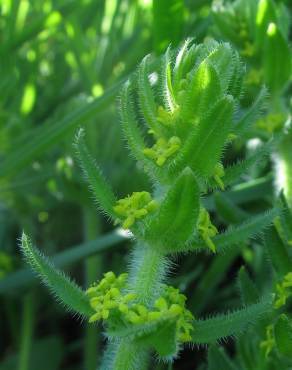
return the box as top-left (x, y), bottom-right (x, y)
top-left (107, 245), bottom-right (168, 369)
top-left (129, 244), bottom-right (168, 304)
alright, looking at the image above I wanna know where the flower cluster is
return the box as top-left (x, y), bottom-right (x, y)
top-left (198, 208), bottom-right (218, 253)
top-left (143, 136), bottom-right (181, 167)
top-left (113, 191), bottom-right (158, 229)
top-left (274, 272), bottom-right (292, 309)
top-left (260, 324), bottom-right (275, 358)
top-left (86, 272), bottom-right (194, 343)
top-left (86, 271), bottom-right (130, 322)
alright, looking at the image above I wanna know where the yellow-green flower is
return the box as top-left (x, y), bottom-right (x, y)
top-left (260, 325), bottom-right (275, 358)
top-left (113, 191), bottom-right (157, 229)
top-left (143, 136), bottom-right (181, 166)
top-left (274, 272), bottom-right (292, 309)
top-left (198, 208), bottom-right (218, 253)
top-left (213, 162), bottom-right (225, 190)
top-left (256, 112), bottom-right (285, 133)
top-left (241, 41), bottom-right (255, 57)
top-left (87, 275), bottom-right (194, 344)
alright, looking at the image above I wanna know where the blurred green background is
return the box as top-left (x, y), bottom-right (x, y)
top-left (0, 0), bottom-right (291, 369)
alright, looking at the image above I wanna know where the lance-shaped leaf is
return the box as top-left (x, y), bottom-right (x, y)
top-left (107, 314), bottom-right (178, 358)
top-left (191, 95), bottom-right (233, 176)
top-left (137, 55), bottom-right (163, 136)
top-left (74, 129), bottom-right (117, 219)
top-left (138, 321), bottom-right (177, 357)
top-left (235, 87), bottom-right (268, 136)
top-left (187, 207), bottom-right (280, 253)
top-left (264, 227), bottom-right (292, 278)
top-left (145, 168), bottom-right (200, 251)
top-left (191, 296), bottom-right (272, 344)
top-left (215, 207), bottom-right (280, 253)
top-left (191, 247), bottom-right (241, 314)
top-left (173, 38), bottom-right (193, 92)
top-left (276, 193), bottom-right (292, 243)
top-left (238, 267), bottom-right (259, 305)
top-left (161, 47), bottom-right (178, 113)
top-left (222, 142), bottom-right (271, 187)
top-left (255, 0), bottom-right (277, 49)
top-left (173, 95), bottom-right (234, 177)
top-left (263, 22), bottom-right (291, 94)
top-left (227, 50), bottom-right (244, 99)
top-left (214, 193), bottom-right (248, 224)
top-left (181, 59), bottom-right (222, 125)
top-left (274, 314), bottom-right (292, 358)
top-left (120, 80), bottom-right (159, 177)
top-left (205, 43), bottom-right (234, 92)
top-left (0, 229), bottom-right (127, 294)
top-left (20, 233), bottom-right (93, 318)
top-left (120, 80), bottom-right (147, 162)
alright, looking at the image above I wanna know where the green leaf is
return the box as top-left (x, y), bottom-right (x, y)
top-left (137, 55), bottom-right (163, 137)
top-left (264, 227), bottom-right (292, 278)
top-left (208, 345), bottom-right (237, 370)
top-left (235, 87), bottom-right (268, 135)
top-left (278, 131), bottom-right (292, 210)
top-left (187, 208), bottom-right (279, 254)
top-left (181, 59), bottom-right (222, 126)
top-left (223, 142), bottom-right (271, 187)
top-left (255, 0), bottom-right (277, 49)
top-left (74, 128), bottom-right (117, 218)
top-left (145, 168), bottom-right (200, 251)
top-left (227, 49), bottom-right (244, 99)
top-left (161, 47), bottom-right (178, 112)
top-left (107, 313), bottom-right (177, 353)
top-left (0, 229), bottom-right (126, 294)
top-left (274, 314), bottom-right (292, 358)
top-left (263, 22), bottom-right (291, 93)
top-left (191, 246), bottom-right (241, 314)
top-left (173, 95), bottom-right (234, 178)
top-left (152, 0), bottom-right (185, 53)
top-left (191, 296), bottom-right (272, 344)
top-left (139, 321), bottom-right (177, 357)
top-left (204, 175), bottom-right (273, 211)
top-left (20, 233), bottom-right (94, 317)
top-left (120, 79), bottom-right (158, 177)
top-left (215, 208), bottom-right (280, 254)
top-left (238, 267), bottom-right (259, 305)
top-left (173, 38), bottom-right (193, 92)
top-left (205, 43), bottom-right (234, 92)
top-left (276, 193), bottom-right (292, 243)
top-left (214, 193), bottom-right (248, 224)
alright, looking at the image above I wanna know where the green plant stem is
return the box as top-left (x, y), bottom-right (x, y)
top-left (129, 245), bottom-right (167, 304)
top-left (83, 207), bottom-right (102, 370)
top-left (18, 291), bottom-right (34, 370)
top-left (111, 245), bottom-right (167, 369)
